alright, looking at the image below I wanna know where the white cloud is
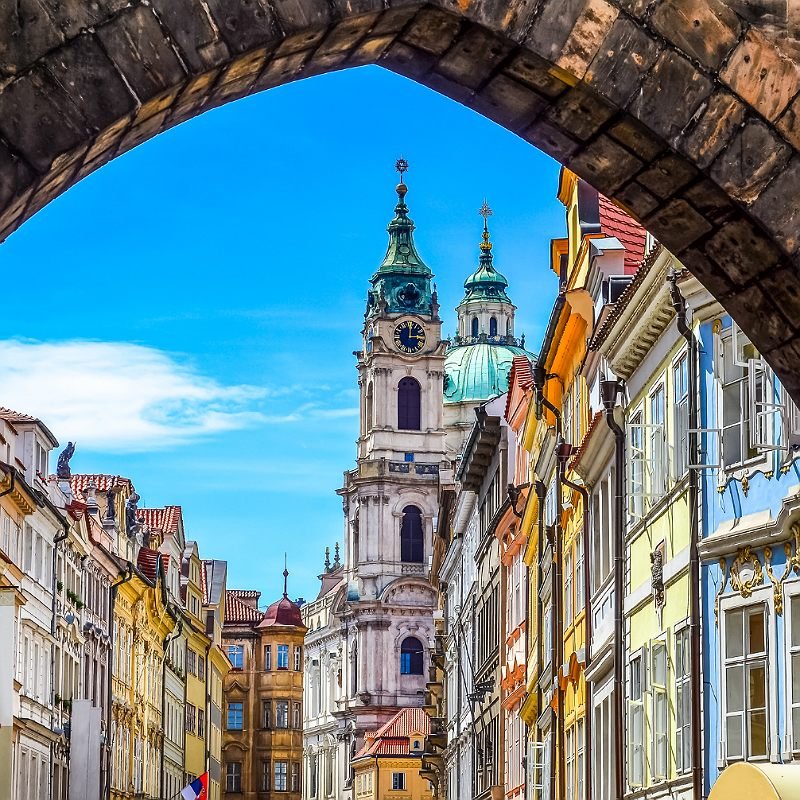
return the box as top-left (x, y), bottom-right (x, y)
top-left (0, 339), bottom-right (270, 452)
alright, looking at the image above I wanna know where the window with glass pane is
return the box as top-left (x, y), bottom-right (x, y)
top-left (400, 637), bottom-right (424, 675)
top-left (274, 761), bottom-right (288, 791)
top-left (575, 536), bottom-right (585, 612)
top-left (564, 549), bottom-right (573, 629)
top-left (628, 654), bottom-right (645, 787)
top-left (226, 762), bottom-right (241, 792)
top-left (225, 644), bottom-right (244, 670)
top-left (227, 702), bottom-right (243, 730)
top-left (263, 700), bottom-right (272, 729)
top-left (291, 762), bottom-right (300, 792)
top-left (650, 384), bottom-right (666, 497)
top-left (565, 727), bottom-right (575, 800)
top-left (276, 700), bottom-right (289, 728)
top-left (673, 353), bottom-right (689, 477)
top-left (675, 628), bottom-right (691, 773)
top-left (724, 604), bottom-right (769, 760)
top-left (277, 644), bottom-right (289, 669)
top-left (720, 332), bottom-right (757, 466)
top-left (790, 595), bottom-right (800, 754)
top-left (294, 645), bottom-right (302, 671)
top-left (264, 645), bottom-right (272, 671)
top-left (261, 760), bottom-right (270, 792)
top-left (629, 413), bottom-right (644, 519)
top-left (577, 719), bottom-right (585, 800)
top-left (293, 702), bottom-right (302, 728)
top-left (392, 773), bottom-right (406, 790)
top-left (651, 641), bottom-right (668, 781)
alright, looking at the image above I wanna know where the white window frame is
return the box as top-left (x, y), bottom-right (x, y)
top-left (672, 349), bottom-right (689, 479)
top-left (718, 587), bottom-right (777, 764)
top-left (783, 580), bottom-right (800, 758)
top-left (391, 771), bottom-right (406, 790)
top-left (564, 549), bottom-right (573, 630)
top-left (627, 647), bottom-right (647, 789)
top-left (650, 636), bottom-right (668, 783)
top-left (674, 620), bottom-right (692, 775)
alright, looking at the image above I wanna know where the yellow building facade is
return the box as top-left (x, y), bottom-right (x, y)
top-left (183, 542), bottom-right (212, 787)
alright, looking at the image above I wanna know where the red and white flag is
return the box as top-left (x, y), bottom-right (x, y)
top-left (180, 772), bottom-right (208, 800)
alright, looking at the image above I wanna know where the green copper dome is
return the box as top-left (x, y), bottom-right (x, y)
top-left (367, 179), bottom-right (434, 317)
top-left (443, 343), bottom-right (531, 405)
top-left (460, 225), bottom-right (511, 304)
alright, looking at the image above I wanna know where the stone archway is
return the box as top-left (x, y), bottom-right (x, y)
top-left (2, 1), bottom-right (800, 390)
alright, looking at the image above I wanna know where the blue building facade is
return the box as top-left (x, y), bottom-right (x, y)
top-left (696, 308), bottom-right (800, 794)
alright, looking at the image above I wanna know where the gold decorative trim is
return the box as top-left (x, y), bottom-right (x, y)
top-left (715, 556), bottom-right (728, 626)
top-left (712, 319), bottom-right (723, 335)
top-left (741, 476), bottom-right (750, 497)
top-left (729, 546), bottom-right (763, 599)
top-left (764, 546), bottom-right (792, 615)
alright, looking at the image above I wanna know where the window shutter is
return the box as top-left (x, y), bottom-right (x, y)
top-left (748, 358), bottom-right (785, 451)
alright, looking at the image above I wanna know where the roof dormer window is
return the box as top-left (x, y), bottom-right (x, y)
top-left (35, 441), bottom-right (48, 482)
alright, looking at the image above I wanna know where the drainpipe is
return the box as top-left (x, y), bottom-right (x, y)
top-left (533, 364), bottom-right (564, 800)
top-left (160, 615), bottom-right (183, 800)
top-left (601, 378), bottom-right (625, 800)
top-left (556, 438), bottom-right (592, 800)
top-left (668, 273), bottom-right (703, 800)
top-left (204, 638), bottom-right (212, 775)
top-left (533, 479), bottom-right (546, 800)
top-left (51, 516), bottom-right (69, 800)
top-left (108, 564), bottom-right (134, 800)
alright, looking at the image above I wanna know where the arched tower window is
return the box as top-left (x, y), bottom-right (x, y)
top-left (400, 506), bottom-right (424, 563)
top-left (506, 317), bottom-right (512, 335)
top-left (489, 317), bottom-right (498, 336)
top-left (471, 317), bottom-right (479, 337)
top-left (365, 381), bottom-right (374, 432)
top-left (400, 637), bottom-right (424, 675)
top-left (397, 378), bottom-right (421, 430)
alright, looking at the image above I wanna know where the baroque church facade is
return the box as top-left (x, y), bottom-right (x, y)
top-left (301, 167), bottom-right (531, 800)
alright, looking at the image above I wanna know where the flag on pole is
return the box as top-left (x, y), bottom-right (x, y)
top-left (180, 772), bottom-right (208, 800)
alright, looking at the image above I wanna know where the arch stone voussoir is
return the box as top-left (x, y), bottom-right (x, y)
top-left (2, 0), bottom-right (800, 394)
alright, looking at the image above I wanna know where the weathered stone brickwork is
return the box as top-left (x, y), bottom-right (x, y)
top-left (2, 1), bottom-right (800, 393)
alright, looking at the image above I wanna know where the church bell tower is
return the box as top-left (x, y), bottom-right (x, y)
top-left (336, 161), bottom-right (444, 751)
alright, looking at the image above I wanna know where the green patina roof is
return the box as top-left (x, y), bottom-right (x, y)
top-left (443, 342), bottom-right (532, 405)
top-left (366, 181), bottom-right (434, 317)
top-left (460, 224), bottom-right (511, 305)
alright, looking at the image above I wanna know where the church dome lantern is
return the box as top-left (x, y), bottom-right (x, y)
top-left (445, 202), bottom-right (533, 406)
top-left (366, 160), bottom-right (434, 318)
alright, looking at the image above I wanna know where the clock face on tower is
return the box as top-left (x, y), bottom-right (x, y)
top-left (393, 320), bottom-right (426, 354)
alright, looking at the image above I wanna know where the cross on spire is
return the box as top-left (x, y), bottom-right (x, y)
top-left (479, 199), bottom-right (493, 230)
top-left (395, 157), bottom-right (409, 184)
top-left (479, 200), bottom-right (494, 252)
top-left (283, 553), bottom-right (289, 599)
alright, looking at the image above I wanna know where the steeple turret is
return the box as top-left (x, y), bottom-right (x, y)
top-left (461, 200), bottom-right (511, 305)
top-left (366, 160), bottom-right (434, 318)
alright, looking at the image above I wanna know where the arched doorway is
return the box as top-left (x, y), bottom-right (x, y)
top-left (1, 2), bottom-right (800, 391)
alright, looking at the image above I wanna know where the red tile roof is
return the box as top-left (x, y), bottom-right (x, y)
top-left (504, 355), bottom-right (535, 420)
top-left (224, 590), bottom-right (263, 624)
top-left (0, 407), bottom-right (59, 447)
top-left (0, 407), bottom-right (38, 424)
top-left (136, 548), bottom-right (168, 584)
top-left (139, 505), bottom-right (182, 534)
top-left (355, 707), bottom-right (431, 757)
top-left (71, 473), bottom-right (134, 502)
top-left (599, 195), bottom-right (647, 274)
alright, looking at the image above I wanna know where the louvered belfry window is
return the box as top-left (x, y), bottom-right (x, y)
top-left (398, 377), bottom-right (421, 430)
top-left (400, 506), bottom-right (424, 563)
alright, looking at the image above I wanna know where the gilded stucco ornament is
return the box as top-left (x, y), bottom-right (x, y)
top-left (729, 546), bottom-right (763, 599)
top-left (764, 544), bottom-right (793, 615)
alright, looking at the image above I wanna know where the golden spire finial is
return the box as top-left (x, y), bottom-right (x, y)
top-left (479, 199), bottom-right (493, 252)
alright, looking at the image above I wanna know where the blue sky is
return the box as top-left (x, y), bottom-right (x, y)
top-left (0, 66), bottom-right (564, 604)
